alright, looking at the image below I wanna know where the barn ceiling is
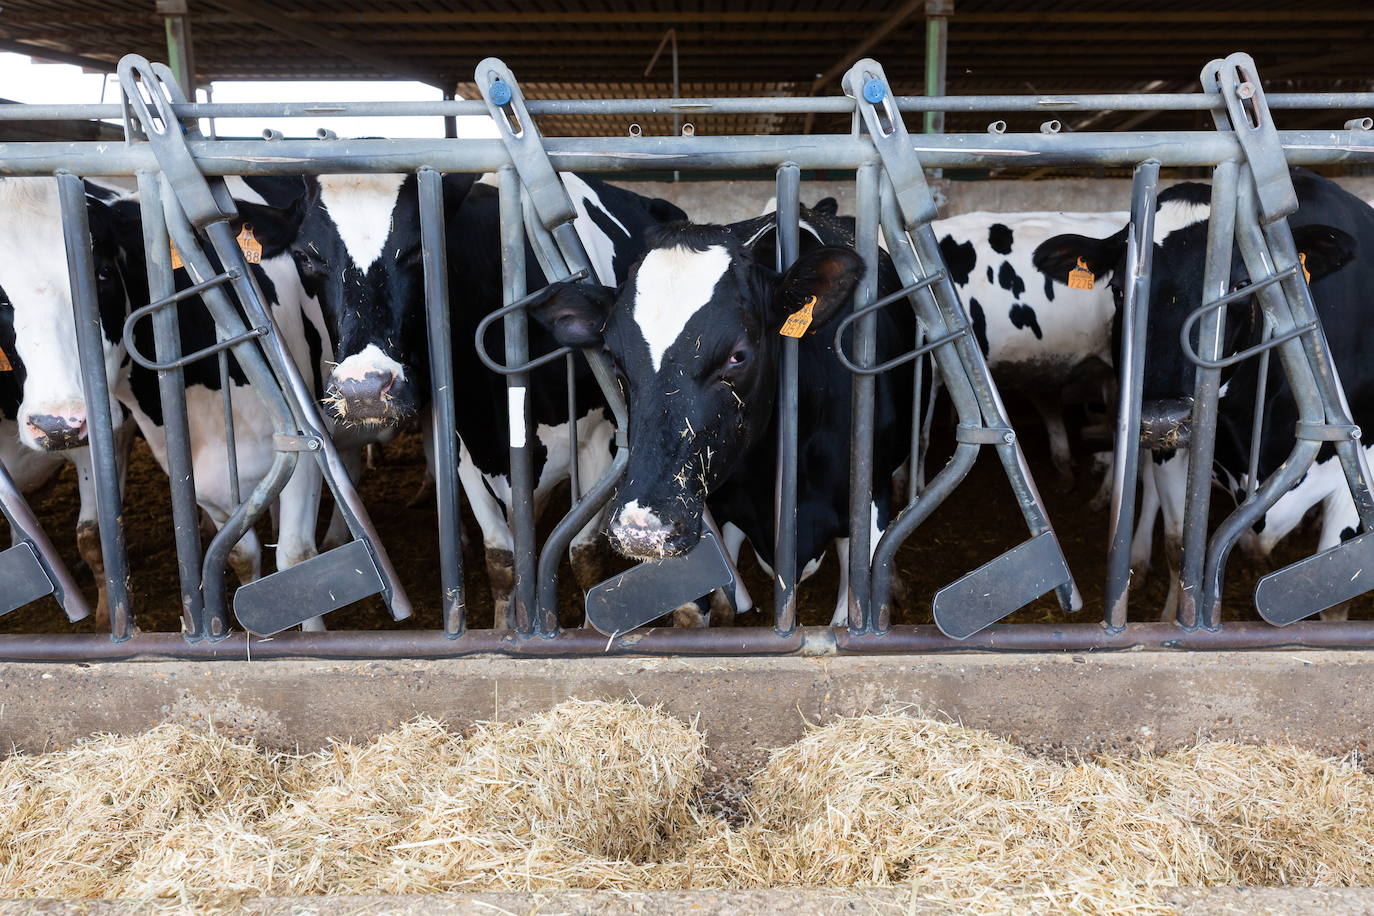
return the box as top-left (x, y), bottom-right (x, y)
top-left (0, 0), bottom-right (1370, 136)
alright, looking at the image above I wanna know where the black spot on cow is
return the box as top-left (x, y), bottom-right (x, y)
top-left (986, 265), bottom-right (994, 283)
top-left (939, 234), bottom-right (976, 287)
top-left (967, 297), bottom-right (990, 356)
top-left (1341, 525), bottom-right (1361, 543)
top-left (988, 222), bottom-right (1013, 255)
top-left (1252, 515), bottom-right (1266, 534)
top-left (1009, 303), bottom-right (1043, 339)
top-left (1043, 273), bottom-right (1056, 302)
top-left (997, 260), bottom-right (1026, 298)
top-left (1151, 448), bottom-right (1176, 465)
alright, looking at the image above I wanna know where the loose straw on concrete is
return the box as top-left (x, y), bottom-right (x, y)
top-left (3, 701), bottom-right (1373, 915)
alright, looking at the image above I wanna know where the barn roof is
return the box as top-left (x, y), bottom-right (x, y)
top-left (0, 0), bottom-right (1369, 136)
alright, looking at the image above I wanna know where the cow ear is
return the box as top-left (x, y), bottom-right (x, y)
top-left (775, 245), bottom-right (864, 330)
top-left (812, 197), bottom-right (839, 218)
top-left (442, 173), bottom-right (478, 209)
top-left (526, 280), bottom-right (616, 348)
top-left (1293, 224), bottom-right (1356, 282)
top-left (648, 197), bottom-right (689, 224)
top-left (231, 197), bottom-right (305, 259)
top-left (1032, 227), bottom-right (1127, 286)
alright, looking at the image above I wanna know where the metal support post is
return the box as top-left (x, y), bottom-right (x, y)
top-left (923, 0), bottom-right (953, 135)
top-left (773, 162), bottom-right (801, 634)
top-left (157, 0), bottom-right (196, 94)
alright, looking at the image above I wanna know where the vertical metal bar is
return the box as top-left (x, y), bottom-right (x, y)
top-left (1178, 159), bottom-right (1239, 630)
top-left (443, 88), bottom-right (458, 140)
top-left (923, 0), bottom-right (953, 136)
top-left (773, 162), bottom-right (801, 635)
top-left (217, 349), bottom-right (240, 507)
top-left (501, 167), bottom-right (539, 634)
top-left (847, 161), bottom-right (881, 632)
top-left (417, 165), bottom-right (466, 637)
top-left (566, 355), bottom-right (581, 502)
top-left (55, 170), bottom-right (131, 639)
top-left (1246, 319), bottom-right (1274, 500)
top-left (137, 170), bottom-right (205, 638)
top-left (158, 0), bottom-right (195, 95)
top-left (1104, 159), bottom-right (1161, 631)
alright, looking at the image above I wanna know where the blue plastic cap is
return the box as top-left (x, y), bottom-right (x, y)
top-left (862, 78), bottom-right (887, 104)
top-left (489, 80), bottom-right (513, 106)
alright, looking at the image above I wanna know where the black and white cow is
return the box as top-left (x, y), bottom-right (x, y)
top-left (936, 210), bottom-right (1126, 486)
top-left (525, 202), bottom-right (914, 627)
top-left (0, 175), bottom-right (335, 628)
top-left (1034, 169), bottom-right (1368, 620)
top-left (236, 171), bottom-right (687, 621)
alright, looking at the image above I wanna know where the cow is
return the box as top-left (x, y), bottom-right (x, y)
top-left (0, 175), bottom-right (335, 629)
top-left (1033, 169), bottom-right (1368, 621)
top-left (935, 210), bottom-right (1126, 487)
top-left (235, 171), bottom-right (687, 623)
top-left (523, 201), bottom-right (914, 627)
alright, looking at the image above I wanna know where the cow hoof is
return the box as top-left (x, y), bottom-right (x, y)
top-left (708, 589), bottom-right (736, 627)
top-left (485, 547), bottom-right (516, 628)
top-left (672, 602), bottom-right (710, 628)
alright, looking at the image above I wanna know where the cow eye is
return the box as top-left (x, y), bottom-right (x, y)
top-left (293, 247), bottom-right (328, 274)
top-left (727, 349), bottom-right (749, 366)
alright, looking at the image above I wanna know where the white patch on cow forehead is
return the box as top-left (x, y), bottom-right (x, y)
top-left (317, 173), bottom-right (407, 270)
top-left (633, 244), bottom-right (733, 371)
top-left (1153, 199), bottom-right (1211, 244)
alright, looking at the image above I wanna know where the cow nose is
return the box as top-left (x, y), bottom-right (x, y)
top-left (607, 500), bottom-right (691, 559)
top-left (325, 369), bottom-right (397, 425)
top-left (25, 411), bottom-right (88, 451)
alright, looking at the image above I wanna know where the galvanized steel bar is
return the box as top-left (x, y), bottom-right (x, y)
top-left (417, 165), bottom-right (466, 637)
top-left (847, 161), bottom-right (881, 632)
top-left (923, 0), bottom-right (953, 135)
top-left (136, 170), bottom-right (206, 638)
top-left (0, 462), bottom-right (91, 622)
top-left (1177, 159), bottom-right (1240, 630)
top-left (1104, 159), bottom-right (1160, 631)
top-left (55, 169), bottom-right (131, 639)
top-left (501, 169), bottom-right (540, 634)
top-left (773, 162), bottom-right (801, 635)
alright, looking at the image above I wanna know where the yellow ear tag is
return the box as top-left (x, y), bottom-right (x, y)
top-left (237, 224), bottom-right (263, 264)
top-left (779, 295), bottom-right (817, 338)
top-left (1300, 251), bottom-right (1311, 284)
top-left (0, 348), bottom-right (11, 372)
top-left (1067, 257), bottom-right (1096, 290)
top-left (169, 243), bottom-right (183, 271)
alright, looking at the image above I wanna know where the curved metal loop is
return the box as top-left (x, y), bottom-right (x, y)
top-left (1178, 263), bottom-right (1306, 369)
top-left (116, 54), bottom-right (176, 138)
top-left (474, 268), bottom-right (589, 376)
top-left (832, 272), bottom-right (954, 377)
top-left (122, 269), bottom-right (266, 371)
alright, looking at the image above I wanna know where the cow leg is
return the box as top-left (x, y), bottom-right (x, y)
top-left (456, 445), bottom-right (517, 627)
top-left (275, 453), bottom-right (327, 632)
top-left (408, 419), bottom-right (436, 508)
top-left (1130, 460), bottom-right (1160, 574)
top-left (1087, 451), bottom-right (1114, 512)
top-left (570, 414), bottom-right (616, 594)
top-left (830, 537), bottom-right (851, 627)
top-left (321, 445), bottom-right (364, 550)
top-left (1030, 393), bottom-right (1074, 488)
top-left (719, 521), bottom-right (754, 615)
top-left (1317, 486), bottom-right (1361, 622)
top-left (70, 447), bottom-right (109, 629)
top-left (1151, 453), bottom-right (1189, 624)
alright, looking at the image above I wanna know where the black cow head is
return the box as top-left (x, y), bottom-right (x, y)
top-left (527, 219), bottom-right (863, 560)
top-left (1032, 182), bottom-right (1356, 412)
top-left (236, 173), bottom-right (475, 428)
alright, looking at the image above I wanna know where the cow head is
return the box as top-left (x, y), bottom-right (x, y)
top-left (236, 173), bottom-right (475, 428)
top-left (1032, 182), bottom-right (1356, 417)
top-left (0, 178), bottom-right (131, 452)
top-left (528, 220), bottom-right (863, 560)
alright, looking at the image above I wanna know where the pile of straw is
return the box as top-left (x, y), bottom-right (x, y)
top-left (3, 701), bottom-right (1373, 915)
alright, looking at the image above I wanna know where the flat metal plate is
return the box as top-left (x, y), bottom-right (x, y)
top-left (234, 540), bottom-right (384, 636)
top-left (933, 531), bottom-right (1072, 640)
top-left (0, 542), bottom-right (55, 617)
top-left (1256, 530), bottom-right (1374, 626)
top-left (585, 530), bottom-right (735, 636)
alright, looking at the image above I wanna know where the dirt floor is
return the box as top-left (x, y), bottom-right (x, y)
top-left (2, 397), bottom-right (1365, 635)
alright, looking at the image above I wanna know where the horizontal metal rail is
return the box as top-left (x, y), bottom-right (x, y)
top-left (1, 131), bottom-right (1373, 178)
top-left (1, 622), bottom-right (1373, 662)
top-left (3, 91), bottom-right (1373, 122)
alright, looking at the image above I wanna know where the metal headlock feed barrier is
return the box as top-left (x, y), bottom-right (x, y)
top-left (1, 50), bottom-right (1373, 661)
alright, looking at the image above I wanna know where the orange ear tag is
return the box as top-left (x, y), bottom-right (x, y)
top-left (169, 243), bottom-right (183, 271)
top-left (779, 295), bottom-right (817, 338)
top-left (1067, 257), bottom-right (1096, 290)
top-left (0, 348), bottom-right (11, 372)
top-left (1300, 251), bottom-right (1311, 284)
top-left (237, 224), bottom-right (263, 264)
